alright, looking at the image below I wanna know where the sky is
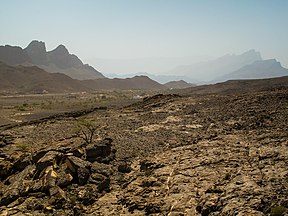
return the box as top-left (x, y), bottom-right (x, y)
top-left (1, 0), bottom-right (288, 74)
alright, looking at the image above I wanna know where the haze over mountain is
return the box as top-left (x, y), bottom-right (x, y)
top-left (169, 49), bottom-right (263, 82)
top-left (0, 41), bottom-right (104, 80)
top-left (214, 59), bottom-right (288, 83)
top-left (105, 72), bottom-right (196, 84)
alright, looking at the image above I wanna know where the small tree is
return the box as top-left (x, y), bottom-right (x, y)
top-left (73, 117), bottom-right (97, 144)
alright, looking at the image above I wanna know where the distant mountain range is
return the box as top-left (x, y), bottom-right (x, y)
top-left (169, 49), bottom-right (265, 82)
top-left (214, 59), bottom-right (288, 82)
top-left (105, 72), bottom-right (197, 84)
top-left (0, 41), bottom-right (287, 91)
top-left (0, 40), bottom-right (104, 80)
top-left (106, 49), bottom-right (287, 84)
top-left (0, 62), bottom-right (167, 93)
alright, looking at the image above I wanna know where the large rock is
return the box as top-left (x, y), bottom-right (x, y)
top-left (0, 160), bottom-right (13, 180)
top-left (0, 165), bottom-right (36, 206)
top-left (65, 156), bottom-right (91, 186)
top-left (56, 163), bottom-right (74, 187)
top-left (40, 166), bottom-right (58, 190)
top-left (36, 151), bottom-right (62, 173)
top-left (85, 138), bottom-right (116, 163)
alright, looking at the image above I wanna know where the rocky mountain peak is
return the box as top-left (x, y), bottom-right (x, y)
top-left (25, 40), bottom-right (47, 65)
top-left (51, 44), bottom-right (69, 55)
top-left (25, 40), bottom-right (46, 53)
top-left (241, 49), bottom-right (262, 60)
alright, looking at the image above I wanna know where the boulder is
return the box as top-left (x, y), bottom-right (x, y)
top-left (86, 138), bottom-right (115, 163)
top-left (65, 156), bottom-right (91, 185)
top-left (56, 163), bottom-right (74, 187)
top-left (36, 151), bottom-right (62, 173)
top-left (40, 166), bottom-right (58, 190)
top-left (0, 165), bottom-right (36, 206)
top-left (118, 162), bottom-right (132, 173)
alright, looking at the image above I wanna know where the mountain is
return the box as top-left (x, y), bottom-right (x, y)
top-left (0, 62), bottom-right (89, 93)
top-left (214, 59), bottom-right (288, 82)
top-left (104, 72), bottom-right (197, 84)
top-left (0, 45), bottom-right (31, 65)
top-left (0, 40), bottom-right (105, 80)
top-left (83, 76), bottom-right (167, 90)
top-left (169, 49), bottom-right (262, 82)
top-left (0, 62), bottom-right (166, 93)
top-left (174, 76), bottom-right (288, 96)
top-left (164, 80), bottom-right (196, 89)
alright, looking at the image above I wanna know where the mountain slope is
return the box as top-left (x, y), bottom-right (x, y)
top-left (175, 76), bottom-right (288, 96)
top-left (0, 41), bottom-right (105, 80)
top-left (0, 62), bottom-right (90, 93)
top-left (0, 62), bottom-right (166, 93)
top-left (214, 59), bottom-right (288, 82)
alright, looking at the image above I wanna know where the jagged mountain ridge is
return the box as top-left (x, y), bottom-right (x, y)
top-left (0, 40), bottom-right (105, 80)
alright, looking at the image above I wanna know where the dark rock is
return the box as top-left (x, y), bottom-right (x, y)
top-left (77, 167), bottom-right (90, 186)
top-left (32, 150), bottom-right (49, 163)
top-left (89, 173), bottom-right (110, 192)
top-left (65, 156), bottom-right (91, 185)
top-left (13, 154), bottom-right (31, 172)
top-left (86, 138), bottom-right (115, 163)
top-left (118, 162), bottom-right (132, 173)
top-left (0, 160), bottom-right (13, 180)
top-left (56, 163), bottom-right (74, 187)
top-left (71, 148), bottom-right (85, 158)
top-left (140, 160), bottom-right (164, 172)
top-left (26, 197), bottom-right (45, 211)
top-left (0, 165), bottom-right (36, 206)
top-left (91, 162), bottom-right (112, 177)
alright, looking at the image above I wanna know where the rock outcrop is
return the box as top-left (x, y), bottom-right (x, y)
top-left (0, 137), bottom-right (116, 214)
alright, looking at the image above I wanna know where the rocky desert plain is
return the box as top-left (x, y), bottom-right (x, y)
top-left (0, 77), bottom-right (287, 216)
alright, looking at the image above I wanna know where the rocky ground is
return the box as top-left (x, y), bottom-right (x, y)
top-left (0, 87), bottom-right (288, 215)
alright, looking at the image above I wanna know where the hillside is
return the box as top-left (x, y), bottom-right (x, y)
top-left (0, 41), bottom-right (105, 80)
top-left (83, 76), bottom-right (167, 90)
top-left (175, 76), bottom-right (288, 95)
top-left (0, 62), bottom-right (90, 93)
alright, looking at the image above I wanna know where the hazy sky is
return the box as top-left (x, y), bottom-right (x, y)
top-left (1, 0), bottom-right (288, 73)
